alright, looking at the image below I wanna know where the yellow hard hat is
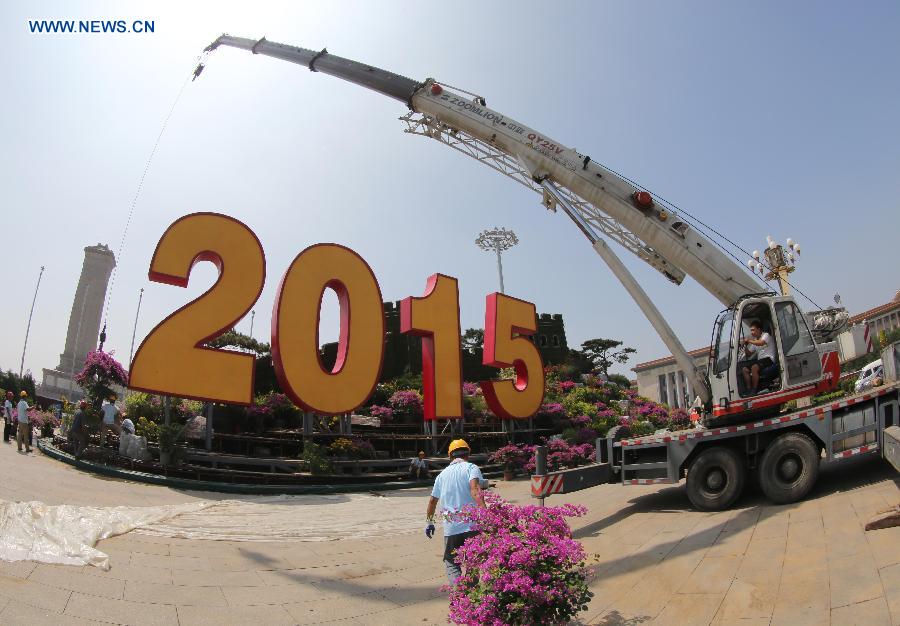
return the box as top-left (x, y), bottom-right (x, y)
top-left (19, 391), bottom-right (27, 398)
top-left (448, 439), bottom-right (470, 456)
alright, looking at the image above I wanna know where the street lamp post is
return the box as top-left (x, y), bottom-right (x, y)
top-left (19, 265), bottom-right (45, 378)
top-left (249, 310), bottom-right (256, 339)
top-left (475, 228), bottom-right (519, 294)
top-left (747, 236), bottom-right (801, 296)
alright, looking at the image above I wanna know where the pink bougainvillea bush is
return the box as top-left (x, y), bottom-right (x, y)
top-left (388, 389), bottom-right (423, 416)
top-left (74, 350), bottom-right (128, 408)
top-left (447, 492), bottom-right (593, 626)
top-left (368, 404), bottom-right (394, 423)
top-left (524, 438), bottom-right (595, 473)
top-left (488, 443), bottom-right (532, 469)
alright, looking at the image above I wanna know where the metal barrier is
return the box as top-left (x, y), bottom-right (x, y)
top-left (530, 439), bottom-right (611, 505)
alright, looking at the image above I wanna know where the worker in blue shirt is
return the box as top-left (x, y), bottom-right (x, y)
top-left (425, 439), bottom-right (486, 584)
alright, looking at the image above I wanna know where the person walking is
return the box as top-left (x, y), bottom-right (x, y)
top-left (424, 439), bottom-right (486, 584)
top-left (100, 395), bottom-right (121, 446)
top-left (16, 391), bottom-right (31, 454)
top-left (69, 400), bottom-right (89, 459)
top-left (3, 391), bottom-right (13, 443)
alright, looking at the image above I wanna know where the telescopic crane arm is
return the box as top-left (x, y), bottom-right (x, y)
top-left (203, 35), bottom-right (768, 404)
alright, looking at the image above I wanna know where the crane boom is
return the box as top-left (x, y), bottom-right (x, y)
top-left (206, 34), bottom-right (761, 308)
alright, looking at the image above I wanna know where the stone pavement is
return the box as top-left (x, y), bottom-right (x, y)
top-left (1, 441), bottom-right (899, 625)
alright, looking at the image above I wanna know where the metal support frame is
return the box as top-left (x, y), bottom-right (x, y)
top-left (400, 113), bottom-right (679, 282)
top-left (428, 420), bottom-right (440, 454)
top-left (425, 418), bottom-right (466, 455)
top-left (204, 403), bottom-right (213, 451)
top-left (535, 445), bottom-right (547, 507)
top-left (501, 417), bottom-right (534, 443)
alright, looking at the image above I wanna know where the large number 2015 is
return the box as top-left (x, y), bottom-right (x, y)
top-left (129, 213), bottom-right (545, 419)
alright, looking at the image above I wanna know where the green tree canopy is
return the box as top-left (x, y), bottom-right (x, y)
top-left (578, 338), bottom-right (637, 377)
top-left (461, 328), bottom-right (484, 355)
top-left (207, 330), bottom-right (270, 356)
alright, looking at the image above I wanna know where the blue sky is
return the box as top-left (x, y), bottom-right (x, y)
top-left (1, 0), bottom-right (898, 382)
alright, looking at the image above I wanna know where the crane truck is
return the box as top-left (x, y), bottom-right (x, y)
top-left (199, 35), bottom-right (900, 511)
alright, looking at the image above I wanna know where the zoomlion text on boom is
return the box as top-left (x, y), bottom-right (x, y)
top-left (28, 20), bottom-right (155, 34)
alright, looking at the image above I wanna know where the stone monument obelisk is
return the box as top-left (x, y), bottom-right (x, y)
top-left (41, 244), bottom-right (116, 401)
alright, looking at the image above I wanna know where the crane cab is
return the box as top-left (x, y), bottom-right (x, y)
top-left (706, 294), bottom-right (840, 424)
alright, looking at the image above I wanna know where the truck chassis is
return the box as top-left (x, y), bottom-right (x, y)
top-left (603, 383), bottom-right (900, 510)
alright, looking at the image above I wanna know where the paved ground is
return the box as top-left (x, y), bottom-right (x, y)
top-left (1, 442), bottom-right (900, 625)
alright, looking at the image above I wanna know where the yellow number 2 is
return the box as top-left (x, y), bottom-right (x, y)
top-left (129, 213), bottom-right (266, 405)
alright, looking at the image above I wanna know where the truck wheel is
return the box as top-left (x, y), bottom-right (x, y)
top-left (758, 432), bottom-right (819, 504)
top-left (686, 447), bottom-right (746, 511)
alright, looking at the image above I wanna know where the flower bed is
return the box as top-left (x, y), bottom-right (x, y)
top-left (327, 437), bottom-right (375, 459)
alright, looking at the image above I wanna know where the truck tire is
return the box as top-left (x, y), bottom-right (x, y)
top-left (758, 432), bottom-right (819, 504)
top-left (686, 447), bottom-right (746, 511)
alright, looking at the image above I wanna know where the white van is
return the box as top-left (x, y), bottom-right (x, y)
top-left (855, 359), bottom-right (884, 393)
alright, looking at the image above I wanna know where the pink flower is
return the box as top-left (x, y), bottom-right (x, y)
top-left (369, 405), bottom-right (394, 421)
top-left (461, 382), bottom-right (479, 397)
top-left (388, 390), bottom-right (423, 415)
top-left (446, 493), bottom-right (593, 625)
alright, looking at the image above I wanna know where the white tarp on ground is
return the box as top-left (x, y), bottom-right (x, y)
top-left (0, 491), bottom-right (426, 569)
top-left (0, 499), bottom-right (216, 570)
top-left (137, 493), bottom-right (425, 542)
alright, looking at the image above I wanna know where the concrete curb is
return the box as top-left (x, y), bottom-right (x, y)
top-left (36, 438), bottom-right (443, 495)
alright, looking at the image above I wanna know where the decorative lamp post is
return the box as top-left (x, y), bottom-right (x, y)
top-left (475, 227), bottom-right (519, 294)
top-left (747, 236), bottom-right (800, 296)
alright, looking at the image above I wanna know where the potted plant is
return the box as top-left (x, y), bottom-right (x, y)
top-left (327, 437), bottom-right (375, 475)
top-left (388, 390), bottom-right (423, 424)
top-left (489, 444), bottom-right (529, 481)
top-left (157, 423), bottom-right (185, 467)
top-left (302, 442), bottom-right (332, 475)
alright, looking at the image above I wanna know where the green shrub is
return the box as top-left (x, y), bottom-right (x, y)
top-left (591, 414), bottom-right (620, 437)
top-left (813, 390), bottom-right (846, 404)
top-left (562, 399), bottom-right (598, 420)
top-left (157, 423), bottom-right (185, 453)
top-left (464, 393), bottom-right (488, 419)
top-left (565, 387), bottom-right (607, 405)
top-left (628, 421), bottom-right (656, 437)
top-left (135, 416), bottom-right (160, 442)
top-left (303, 442), bottom-right (332, 475)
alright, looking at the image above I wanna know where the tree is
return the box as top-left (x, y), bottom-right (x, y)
top-left (205, 330), bottom-right (279, 396)
top-left (578, 338), bottom-right (637, 377)
top-left (0, 370), bottom-right (36, 399)
top-left (459, 328), bottom-right (497, 382)
top-left (461, 328), bottom-right (484, 355)
top-left (607, 373), bottom-right (633, 388)
top-left (206, 330), bottom-right (270, 356)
